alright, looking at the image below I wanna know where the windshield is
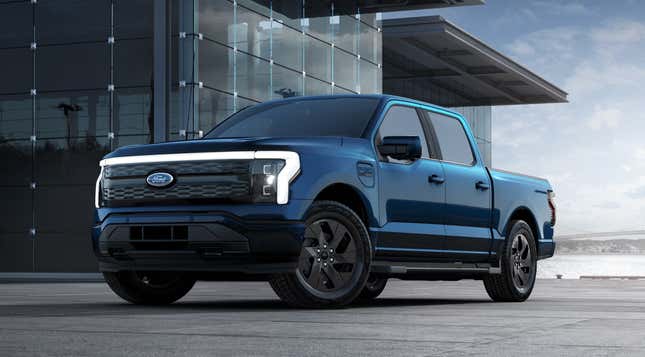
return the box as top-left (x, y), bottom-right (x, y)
top-left (205, 97), bottom-right (380, 139)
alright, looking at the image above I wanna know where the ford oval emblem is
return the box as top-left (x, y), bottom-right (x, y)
top-left (146, 172), bottom-right (174, 188)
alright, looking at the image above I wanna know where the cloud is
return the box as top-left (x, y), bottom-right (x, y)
top-left (532, 1), bottom-right (593, 16)
top-left (588, 107), bottom-right (622, 131)
top-left (625, 186), bottom-right (645, 199)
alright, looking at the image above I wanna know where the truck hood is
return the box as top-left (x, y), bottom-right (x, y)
top-left (104, 136), bottom-right (345, 159)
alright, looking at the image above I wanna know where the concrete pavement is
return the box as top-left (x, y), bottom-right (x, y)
top-left (1, 279), bottom-right (644, 356)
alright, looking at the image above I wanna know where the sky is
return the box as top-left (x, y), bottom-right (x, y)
top-left (385, 0), bottom-right (645, 235)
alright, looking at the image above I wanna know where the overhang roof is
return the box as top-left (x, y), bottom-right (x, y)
top-left (382, 16), bottom-right (568, 106)
top-left (254, 1), bottom-right (483, 18)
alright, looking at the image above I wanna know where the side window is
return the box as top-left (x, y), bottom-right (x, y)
top-left (376, 106), bottom-right (429, 162)
top-left (426, 112), bottom-right (475, 165)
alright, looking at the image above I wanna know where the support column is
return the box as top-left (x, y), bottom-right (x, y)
top-left (153, 0), bottom-right (170, 143)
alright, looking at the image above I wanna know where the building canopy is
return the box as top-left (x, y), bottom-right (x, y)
top-left (382, 16), bottom-right (568, 107)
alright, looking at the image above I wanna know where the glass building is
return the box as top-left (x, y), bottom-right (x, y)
top-left (0, 0), bottom-right (566, 273)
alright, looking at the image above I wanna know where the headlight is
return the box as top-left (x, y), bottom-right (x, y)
top-left (251, 159), bottom-right (286, 203)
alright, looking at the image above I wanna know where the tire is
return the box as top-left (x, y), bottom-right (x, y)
top-left (270, 200), bottom-right (372, 308)
top-left (358, 275), bottom-right (387, 300)
top-left (103, 271), bottom-right (196, 305)
top-left (483, 220), bottom-right (537, 302)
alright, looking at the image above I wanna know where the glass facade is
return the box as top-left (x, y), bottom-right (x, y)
top-left (171, 0), bottom-right (383, 140)
top-left (0, 0), bottom-right (154, 272)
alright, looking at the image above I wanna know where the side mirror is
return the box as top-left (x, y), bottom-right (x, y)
top-left (377, 136), bottom-right (422, 161)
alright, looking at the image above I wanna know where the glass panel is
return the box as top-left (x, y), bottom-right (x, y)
top-left (377, 106), bottom-right (429, 160)
top-left (35, 185), bottom-right (94, 234)
top-left (114, 38), bottom-right (153, 88)
top-left (0, 140), bottom-right (32, 187)
top-left (198, 0), bottom-right (234, 45)
top-left (200, 40), bottom-right (234, 93)
top-left (237, 52), bottom-right (270, 102)
top-left (0, 234), bottom-right (33, 272)
top-left (333, 48), bottom-right (357, 91)
top-left (0, 187), bottom-right (32, 233)
top-left (114, 87), bottom-right (152, 138)
top-left (272, 65), bottom-right (303, 99)
top-left (236, 2), bottom-right (271, 60)
top-left (427, 113), bottom-right (475, 165)
top-left (272, 20), bottom-right (302, 71)
top-left (305, 77), bottom-right (331, 96)
top-left (114, 0), bottom-right (153, 39)
top-left (0, 2), bottom-right (32, 49)
top-left (36, 90), bottom-right (109, 139)
top-left (304, 3), bottom-right (330, 42)
top-left (359, 21), bottom-right (378, 63)
top-left (36, 0), bottom-right (109, 45)
top-left (37, 43), bottom-right (108, 92)
top-left (35, 233), bottom-right (97, 272)
top-left (305, 35), bottom-right (331, 82)
top-left (34, 136), bottom-right (109, 186)
top-left (198, 88), bottom-right (235, 134)
top-left (114, 134), bottom-right (149, 148)
top-left (0, 94), bottom-right (32, 140)
top-left (359, 59), bottom-right (378, 94)
top-left (332, 85), bottom-right (353, 95)
top-left (0, 48), bottom-right (32, 94)
top-left (333, 15), bottom-right (356, 54)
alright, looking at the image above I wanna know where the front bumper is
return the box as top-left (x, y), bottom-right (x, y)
top-left (93, 210), bottom-right (306, 274)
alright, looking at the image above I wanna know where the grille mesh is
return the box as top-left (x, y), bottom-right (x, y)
top-left (101, 159), bottom-right (251, 206)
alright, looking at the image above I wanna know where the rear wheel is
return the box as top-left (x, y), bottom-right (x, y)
top-left (358, 274), bottom-right (388, 300)
top-left (103, 271), bottom-right (196, 305)
top-left (483, 220), bottom-right (537, 302)
top-left (270, 201), bottom-right (372, 308)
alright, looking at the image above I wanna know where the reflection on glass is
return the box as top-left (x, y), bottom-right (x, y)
top-left (37, 43), bottom-right (108, 92)
top-left (199, 40), bottom-right (234, 93)
top-left (236, 3), bottom-right (271, 59)
top-left (359, 21), bottom-right (378, 63)
top-left (114, 0), bottom-right (153, 39)
top-left (272, 65), bottom-right (303, 99)
top-left (237, 53), bottom-right (270, 102)
top-left (0, 2), bottom-right (32, 49)
top-left (199, 0), bottom-right (234, 45)
top-left (115, 87), bottom-right (152, 138)
top-left (114, 39), bottom-right (153, 88)
top-left (272, 20), bottom-right (303, 71)
top-left (333, 15), bottom-right (357, 53)
top-left (0, 48), bottom-right (32, 94)
top-left (333, 48), bottom-right (357, 91)
top-left (305, 35), bottom-right (331, 82)
top-left (0, 95), bottom-right (32, 140)
top-left (360, 60), bottom-right (378, 94)
top-left (36, 90), bottom-right (109, 140)
top-left (35, 136), bottom-right (109, 186)
top-left (305, 77), bottom-right (331, 96)
top-left (0, 187), bottom-right (32, 233)
top-left (36, 0), bottom-right (109, 45)
top-left (198, 88), bottom-right (235, 133)
top-left (0, 140), bottom-right (32, 186)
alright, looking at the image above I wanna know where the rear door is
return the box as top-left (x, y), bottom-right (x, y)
top-left (374, 105), bottom-right (447, 260)
top-left (422, 110), bottom-right (493, 261)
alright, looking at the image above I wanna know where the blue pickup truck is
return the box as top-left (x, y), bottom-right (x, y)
top-left (93, 95), bottom-right (556, 308)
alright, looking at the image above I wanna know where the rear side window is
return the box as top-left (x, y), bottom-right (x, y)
top-left (426, 112), bottom-right (475, 165)
top-left (376, 105), bottom-right (429, 160)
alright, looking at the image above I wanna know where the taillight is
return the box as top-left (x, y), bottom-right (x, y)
top-left (547, 190), bottom-right (556, 226)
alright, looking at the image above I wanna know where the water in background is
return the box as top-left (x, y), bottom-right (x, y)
top-left (538, 255), bottom-right (645, 279)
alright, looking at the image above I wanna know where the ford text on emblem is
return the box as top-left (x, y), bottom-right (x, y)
top-left (146, 172), bottom-right (174, 188)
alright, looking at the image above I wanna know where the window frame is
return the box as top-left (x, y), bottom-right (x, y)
top-left (373, 104), bottom-right (438, 164)
top-left (422, 109), bottom-right (478, 167)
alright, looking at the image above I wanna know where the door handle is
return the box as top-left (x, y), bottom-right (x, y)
top-left (476, 181), bottom-right (490, 190)
top-left (428, 174), bottom-right (445, 184)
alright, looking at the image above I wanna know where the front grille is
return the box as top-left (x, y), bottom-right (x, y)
top-left (101, 159), bottom-right (251, 207)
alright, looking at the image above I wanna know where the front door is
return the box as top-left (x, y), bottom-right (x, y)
top-left (374, 105), bottom-right (446, 260)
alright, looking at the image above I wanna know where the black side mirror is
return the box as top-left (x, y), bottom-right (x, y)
top-left (378, 136), bottom-right (422, 161)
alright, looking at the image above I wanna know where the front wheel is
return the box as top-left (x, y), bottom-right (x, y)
top-left (103, 271), bottom-right (196, 305)
top-left (270, 201), bottom-right (372, 308)
top-left (483, 220), bottom-right (537, 302)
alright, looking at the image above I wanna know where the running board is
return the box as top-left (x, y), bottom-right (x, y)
top-left (372, 261), bottom-right (502, 275)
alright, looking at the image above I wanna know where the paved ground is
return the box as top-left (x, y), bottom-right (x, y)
top-left (1, 279), bottom-right (645, 356)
